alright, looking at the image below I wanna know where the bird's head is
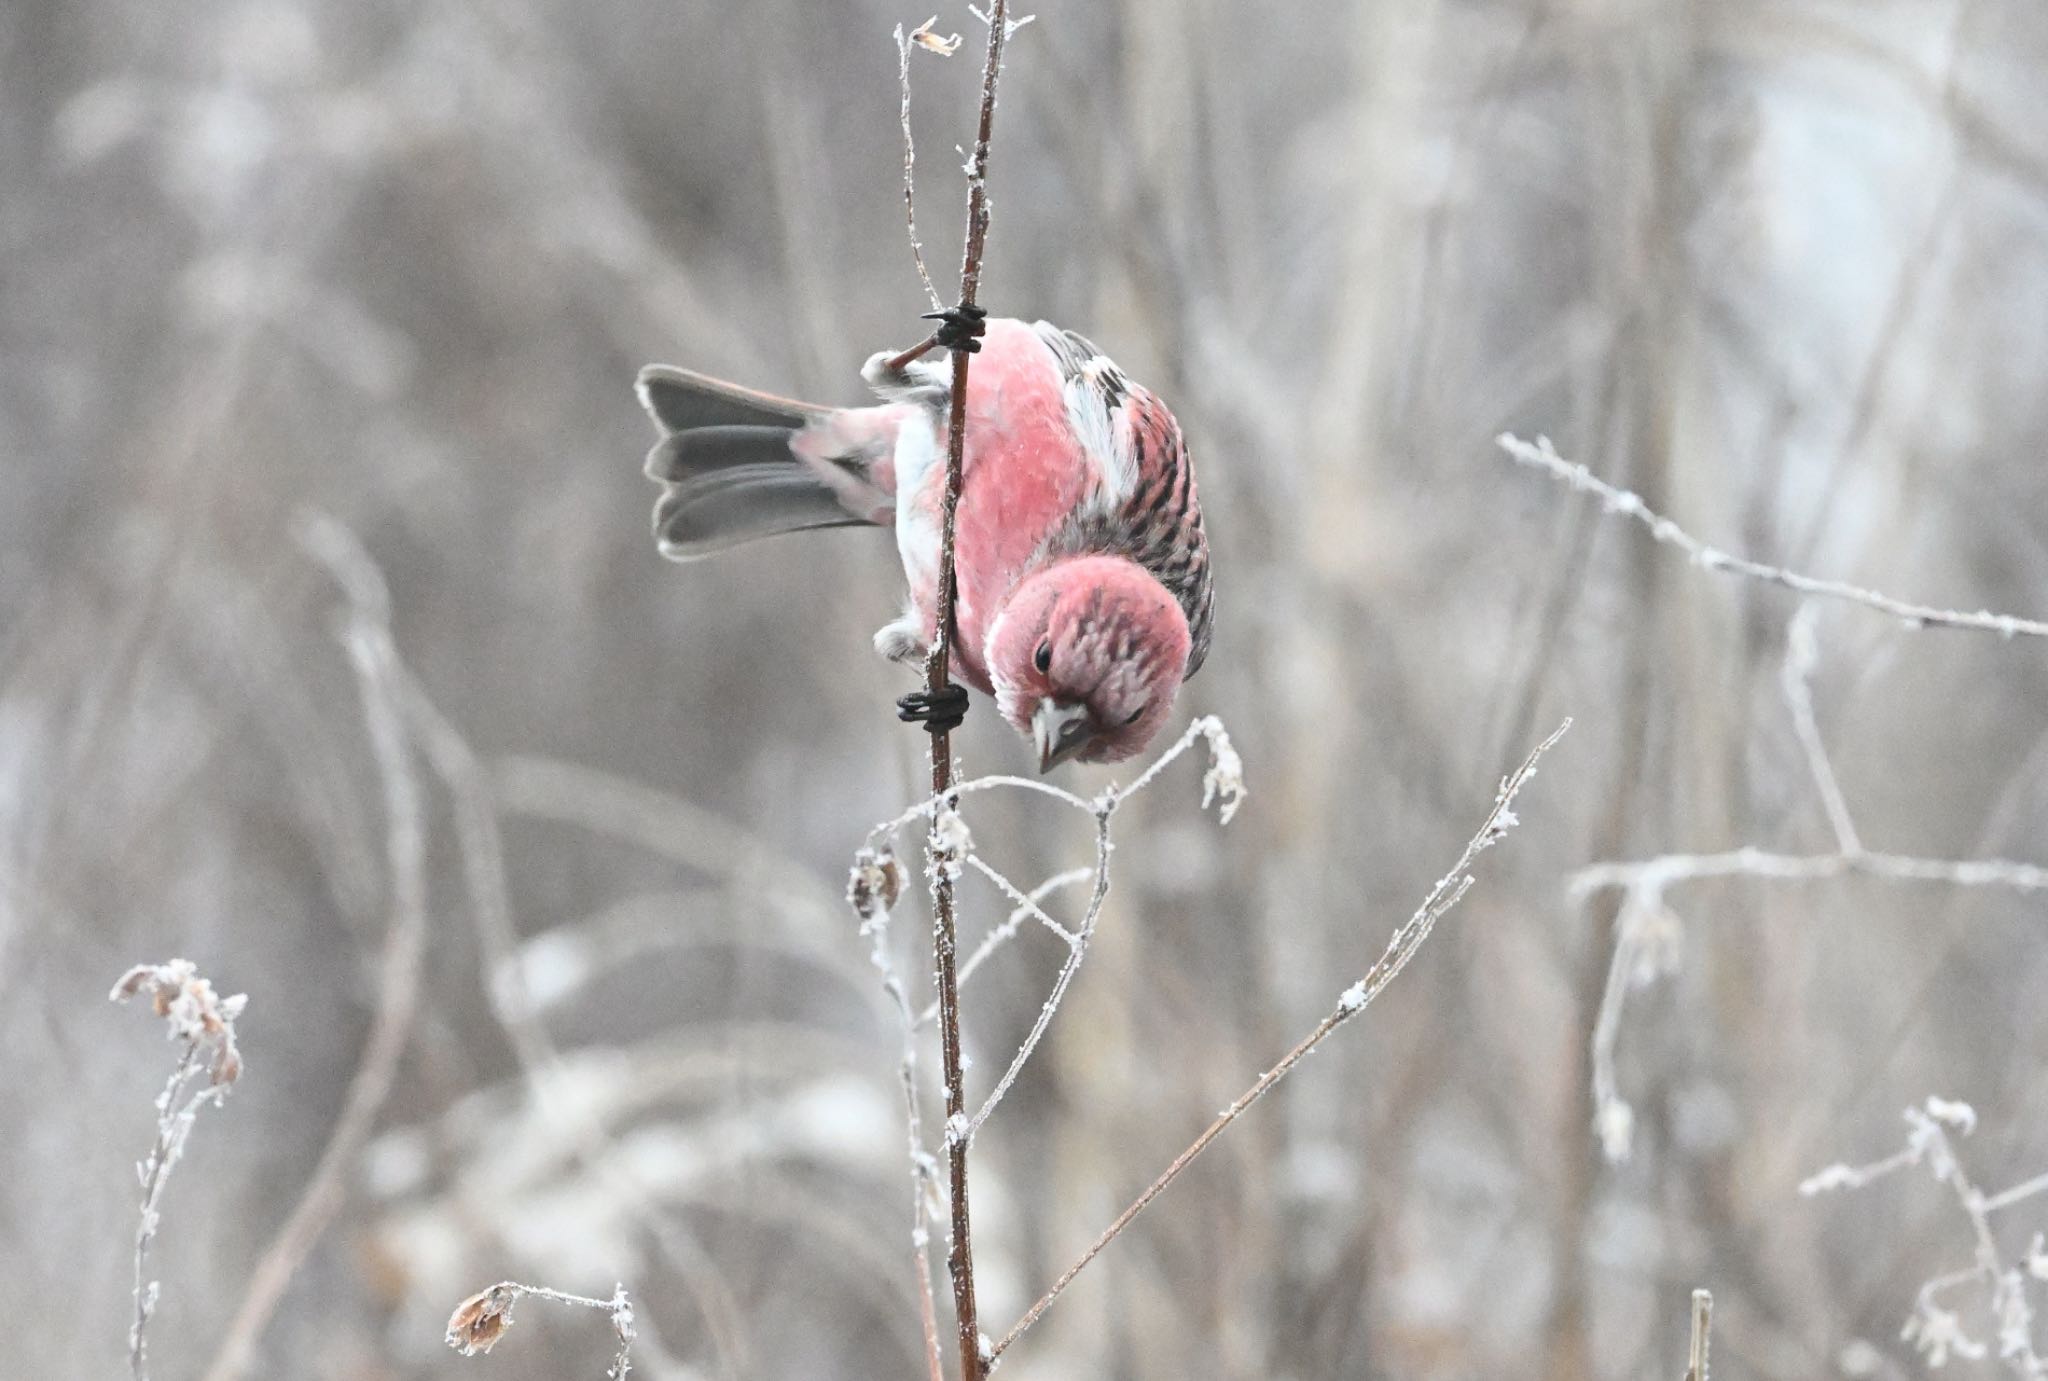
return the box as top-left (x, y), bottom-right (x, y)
top-left (986, 555), bottom-right (1191, 771)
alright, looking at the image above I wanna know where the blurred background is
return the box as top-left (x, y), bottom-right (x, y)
top-left (7, 0), bottom-right (2048, 1377)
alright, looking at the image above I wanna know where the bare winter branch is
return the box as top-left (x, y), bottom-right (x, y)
top-left (907, 5), bottom-right (1016, 1372)
top-left (1578, 613), bottom-right (2048, 1161)
top-left (1498, 434), bottom-right (2048, 640)
top-left (988, 718), bottom-right (1571, 1361)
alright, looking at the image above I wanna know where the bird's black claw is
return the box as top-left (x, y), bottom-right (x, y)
top-left (897, 682), bottom-right (970, 735)
top-left (922, 303), bottom-right (987, 354)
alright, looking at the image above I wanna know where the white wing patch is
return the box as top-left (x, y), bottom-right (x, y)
top-left (1061, 354), bottom-right (1139, 513)
top-left (891, 407), bottom-right (944, 590)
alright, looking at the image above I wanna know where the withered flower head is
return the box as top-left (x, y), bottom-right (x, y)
top-left (847, 846), bottom-right (905, 922)
top-left (446, 1284), bottom-right (520, 1356)
top-left (111, 959), bottom-right (247, 1086)
top-left (907, 16), bottom-right (962, 55)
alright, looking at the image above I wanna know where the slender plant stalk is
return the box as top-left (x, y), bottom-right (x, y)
top-left (204, 514), bottom-right (431, 1381)
top-left (1498, 433), bottom-right (2048, 639)
top-left (130, 1047), bottom-right (205, 1380)
top-left (989, 720), bottom-right (1571, 1361)
top-left (1686, 1288), bottom-right (1713, 1381)
top-left (923, 5), bottom-right (1012, 1378)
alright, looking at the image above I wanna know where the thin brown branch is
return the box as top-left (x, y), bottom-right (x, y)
top-left (989, 719), bottom-right (1573, 1362)
top-left (204, 513), bottom-right (430, 1381)
top-left (884, 332), bottom-right (944, 375)
top-left (921, 5), bottom-right (1014, 1378)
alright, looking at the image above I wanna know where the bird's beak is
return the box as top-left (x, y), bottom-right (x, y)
top-left (1033, 699), bottom-right (1095, 773)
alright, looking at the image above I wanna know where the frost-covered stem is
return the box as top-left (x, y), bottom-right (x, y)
top-left (1936, 1144), bottom-right (2046, 1376)
top-left (870, 714), bottom-right (1238, 846)
top-left (115, 960), bottom-right (245, 1381)
top-left (1572, 845), bottom-right (2048, 898)
top-left (1584, 606), bottom-right (1885, 1164)
top-left (905, 719), bottom-right (1243, 1129)
top-left (869, 776), bottom-right (1092, 841)
top-left (922, 7), bottom-right (1012, 1376)
top-left (1579, 614), bottom-right (2047, 1160)
top-left (962, 856), bottom-right (1081, 946)
top-left (1498, 434), bottom-right (2048, 639)
top-left (1115, 715), bottom-right (1239, 799)
top-left (966, 807), bottom-right (1113, 1136)
top-left (1589, 890), bottom-right (1654, 1161)
top-left (1783, 606), bottom-right (1861, 855)
top-left (130, 1047), bottom-right (210, 1381)
top-left (1983, 1169), bottom-right (2048, 1215)
top-left (1803, 1100), bottom-right (2048, 1375)
top-left (989, 720), bottom-right (1571, 1362)
top-left (204, 515), bottom-right (430, 1381)
top-left (1686, 1288), bottom-right (1713, 1381)
top-left (857, 889), bottom-right (946, 1381)
top-left (927, 867), bottom-right (1094, 1026)
top-left (893, 23), bottom-right (945, 313)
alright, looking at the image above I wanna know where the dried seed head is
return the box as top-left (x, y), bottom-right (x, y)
top-left (112, 959), bottom-right (247, 1085)
top-left (446, 1284), bottom-right (520, 1356)
top-left (847, 846), bottom-right (905, 922)
top-left (908, 16), bottom-right (963, 54)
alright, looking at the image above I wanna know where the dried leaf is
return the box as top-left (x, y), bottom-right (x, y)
top-left (446, 1284), bottom-right (519, 1356)
top-left (908, 17), bottom-right (961, 55)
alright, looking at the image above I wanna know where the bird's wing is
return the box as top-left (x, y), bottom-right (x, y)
top-left (1032, 324), bottom-right (1214, 679)
top-left (1032, 323), bottom-right (1142, 508)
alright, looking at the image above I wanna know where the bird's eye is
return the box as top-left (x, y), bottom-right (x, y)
top-left (1123, 706), bottom-right (1144, 726)
top-left (1033, 642), bottom-right (1052, 674)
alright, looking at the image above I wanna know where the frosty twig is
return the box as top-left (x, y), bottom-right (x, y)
top-left (1498, 434), bottom-right (2048, 640)
top-left (858, 712), bottom-right (1242, 1375)
top-left (1576, 611), bottom-right (2048, 1161)
top-left (1803, 1097), bottom-right (2048, 1375)
top-left (113, 960), bottom-right (247, 1381)
top-left (988, 719), bottom-right (1571, 1361)
top-left (919, 5), bottom-right (1014, 1375)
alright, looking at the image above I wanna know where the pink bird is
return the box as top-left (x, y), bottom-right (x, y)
top-left (638, 311), bottom-right (1213, 770)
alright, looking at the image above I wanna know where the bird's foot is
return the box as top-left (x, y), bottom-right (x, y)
top-left (872, 613), bottom-right (929, 666)
top-left (897, 682), bottom-right (970, 736)
top-left (922, 303), bottom-right (987, 354)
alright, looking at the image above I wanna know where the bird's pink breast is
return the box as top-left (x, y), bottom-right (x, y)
top-left (903, 321), bottom-right (1095, 691)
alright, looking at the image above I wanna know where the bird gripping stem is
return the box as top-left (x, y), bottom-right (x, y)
top-left (920, 5), bottom-right (1010, 1380)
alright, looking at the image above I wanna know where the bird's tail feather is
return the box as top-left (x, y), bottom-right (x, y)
top-left (637, 365), bottom-right (818, 434)
top-left (652, 463), bottom-right (866, 560)
top-left (645, 425), bottom-right (809, 484)
top-left (636, 365), bottom-right (883, 560)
